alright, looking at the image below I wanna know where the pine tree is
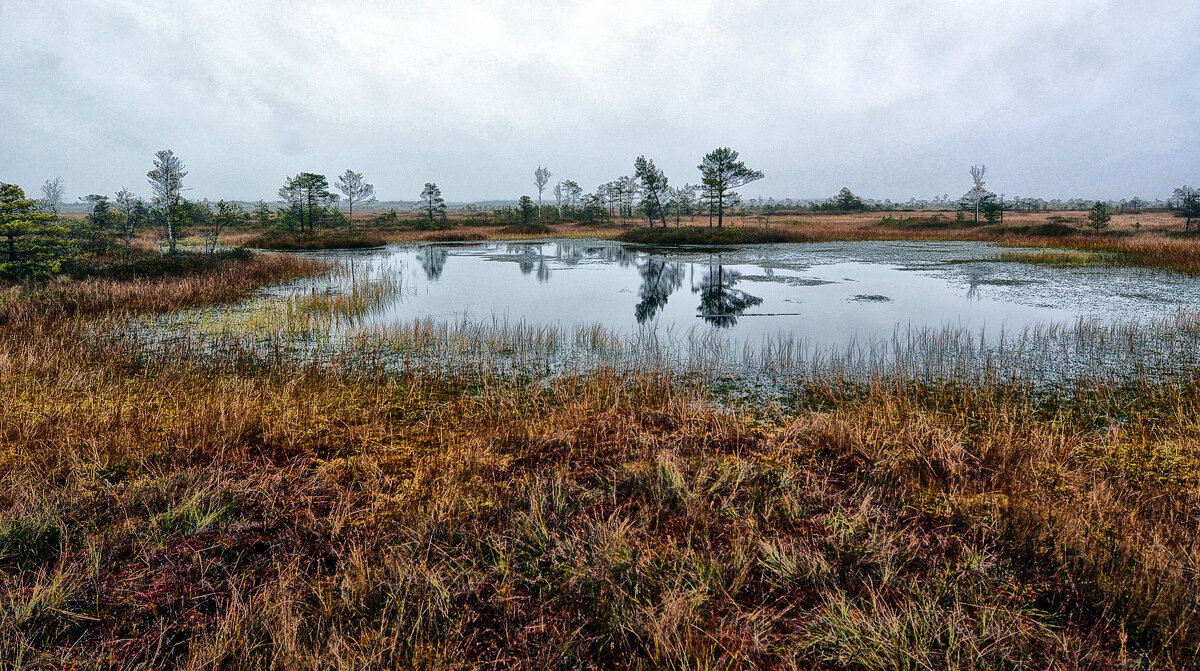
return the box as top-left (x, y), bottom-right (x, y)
top-left (0, 183), bottom-right (69, 279)
top-left (697, 148), bottom-right (764, 228)
top-left (634, 156), bottom-right (670, 228)
top-left (419, 183), bottom-right (446, 223)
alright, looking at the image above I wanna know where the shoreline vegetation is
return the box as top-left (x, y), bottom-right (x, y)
top-left (241, 229), bottom-right (390, 250)
top-left (2, 241), bottom-right (1200, 667)
top-left (188, 207), bottom-right (1200, 275)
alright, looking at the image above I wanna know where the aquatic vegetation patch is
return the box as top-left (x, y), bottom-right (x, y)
top-left (974, 277), bottom-right (1042, 286)
top-left (999, 249), bottom-right (1125, 268)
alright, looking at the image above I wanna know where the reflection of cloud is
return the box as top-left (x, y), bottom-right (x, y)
top-left (635, 258), bottom-right (684, 323)
top-left (693, 261), bottom-right (763, 328)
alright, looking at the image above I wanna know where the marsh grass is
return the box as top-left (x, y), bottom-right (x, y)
top-left (4, 250), bottom-right (1200, 667)
top-left (617, 226), bottom-right (809, 245)
top-left (423, 230), bottom-right (488, 242)
top-left (243, 230), bottom-right (390, 250)
top-left (501, 222), bottom-right (553, 235)
top-left (998, 250), bottom-right (1121, 267)
top-left (991, 234), bottom-right (1200, 275)
top-left (149, 289), bottom-right (1200, 393)
top-left (0, 251), bottom-right (324, 326)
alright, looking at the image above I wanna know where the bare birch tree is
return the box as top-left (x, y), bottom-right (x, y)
top-left (146, 149), bottom-right (187, 255)
top-left (969, 164), bottom-right (988, 225)
top-left (40, 177), bottom-right (65, 214)
top-left (534, 166), bottom-right (552, 221)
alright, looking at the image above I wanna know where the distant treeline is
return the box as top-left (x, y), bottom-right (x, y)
top-left (4, 149), bottom-right (1199, 279)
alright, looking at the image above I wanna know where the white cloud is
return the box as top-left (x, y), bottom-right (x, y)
top-left (1, 0), bottom-right (1196, 201)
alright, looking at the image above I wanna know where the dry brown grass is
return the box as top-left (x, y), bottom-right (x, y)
top-left (2, 249), bottom-right (1200, 667)
top-left (0, 252), bottom-right (324, 326)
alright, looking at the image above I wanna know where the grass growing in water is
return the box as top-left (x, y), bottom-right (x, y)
top-left (998, 249), bottom-right (1125, 268)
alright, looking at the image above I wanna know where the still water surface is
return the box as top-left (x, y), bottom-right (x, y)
top-left (286, 239), bottom-right (1195, 349)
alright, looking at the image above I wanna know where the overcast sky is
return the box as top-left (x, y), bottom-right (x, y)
top-left (2, 0), bottom-right (1197, 203)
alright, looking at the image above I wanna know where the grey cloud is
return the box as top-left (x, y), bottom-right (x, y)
top-left (1, 0), bottom-right (1196, 203)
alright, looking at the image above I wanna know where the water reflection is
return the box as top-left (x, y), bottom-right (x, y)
top-left (362, 239), bottom-right (1166, 344)
top-left (173, 238), bottom-right (1200, 390)
top-left (502, 244), bottom-right (551, 282)
top-left (417, 243), bottom-right (767, 326)
top-left (418, 248), bottom-right (448, 280)
top-left (693, 260), bottom-right (763, 327)
top-left (635, 258), bottom-right (685, 323)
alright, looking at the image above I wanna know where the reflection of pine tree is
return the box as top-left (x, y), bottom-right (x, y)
top-left (418, 248), bottom-right (448, 279)
top-left (504, 243), bottom-right (551, 282)
top-left (694, 262), bottom-right (762, 327)
top-left (506, 244), bottom-right (540, 276)
top-left (635, 258), bottom-right (685, 323)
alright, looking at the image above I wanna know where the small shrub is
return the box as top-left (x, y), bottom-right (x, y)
top-left (460, 214), bottom-right (504, 228)
top-left (371, 209), bottom-right (399, 226)
top-left (981, 201), bottom-right (1004, 224)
